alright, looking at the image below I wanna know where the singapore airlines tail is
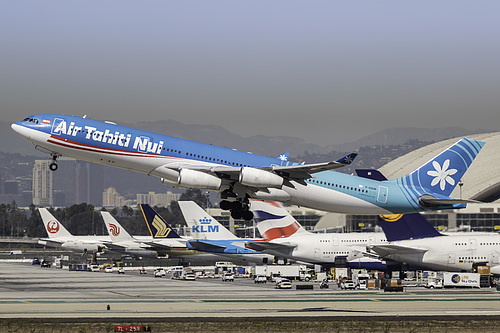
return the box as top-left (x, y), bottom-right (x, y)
top-left (38, 208), bottom-right (73, 238)
top-left (140, 204), bottom-right (181, 239)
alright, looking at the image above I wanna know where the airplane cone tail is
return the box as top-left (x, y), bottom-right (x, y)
top-left (397, 138), bottom-right (484, 197)
top-left (140, 204), bottom-right (181, 239)
top-left (250, 200), bottom-right (308, 241)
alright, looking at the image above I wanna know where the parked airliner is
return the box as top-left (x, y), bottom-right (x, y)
top-left (101, 211), bottom-right (158, 258)
top-left (178, 201), bottom-right (275, 265)
top-left (369, 213), bottom-right (500, 274)
top-left (13, 114), bottom-right (484, 220)
top-left (38, 208), bottom-right (108, 253)
top-left (248, 200), bottom-right (388, 270)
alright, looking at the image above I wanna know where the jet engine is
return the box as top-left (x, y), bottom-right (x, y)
top-left (177, 169), bottom-right (222, 190)
top-left (239, 167), bottom-right (283, 188)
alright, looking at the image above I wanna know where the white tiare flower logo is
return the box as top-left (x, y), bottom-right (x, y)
top-left (279, 154), bottom-right (288, 161)
top-left (427, 159), bottom-right (457, 191)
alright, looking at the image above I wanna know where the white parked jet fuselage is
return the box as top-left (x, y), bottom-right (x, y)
top-left (369, 234), bottom-right (500, 273)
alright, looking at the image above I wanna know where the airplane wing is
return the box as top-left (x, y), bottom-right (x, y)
top-left (246, 241), bottom-right (297, 252)
top-left (188, 240), bottom-right (227, 251)
top-left (368, 244), bottom-right (428, 257)
top-left (151, 153), bottom-right (358, 185)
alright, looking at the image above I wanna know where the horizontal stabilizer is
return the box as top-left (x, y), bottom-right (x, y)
top-left (246, 241), bottom-right (297, 252)
top-left (368, 244), bottom-right (428, 257)
top-left (142, 241), bottom-right (173, 250)
top-left (188, 240), bottom-right (227, 251)
top-left (418, 194), bottom-right (481, 208)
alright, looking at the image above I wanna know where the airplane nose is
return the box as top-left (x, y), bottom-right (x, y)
top-left (11, 122), bottom-right (30, 139)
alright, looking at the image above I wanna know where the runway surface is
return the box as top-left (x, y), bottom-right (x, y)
top-left (1, 261), bottom-right (500, 320)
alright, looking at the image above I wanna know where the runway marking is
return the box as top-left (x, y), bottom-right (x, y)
top-left (1, 298), bottom-right (499, 305)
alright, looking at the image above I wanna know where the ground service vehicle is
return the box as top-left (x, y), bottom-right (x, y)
top-left (340, 280), bottom-right (356, 290)
top-left (254, 275), bottom-right (267, 283)
top-left (222, 273), bottom-right (234, 282)
top-left (275, 279), bottom-right (292, 289)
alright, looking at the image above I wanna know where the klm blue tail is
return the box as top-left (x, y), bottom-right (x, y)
top-left (140, 204), bottom-right (181, 239)
top-left (397, 138), bottom-right (484, 197)
top-left (377, 213), bottom-right (443, 242)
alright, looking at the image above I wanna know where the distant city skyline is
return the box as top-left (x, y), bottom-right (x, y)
top-left (2, 1), bottom-right (499, 146)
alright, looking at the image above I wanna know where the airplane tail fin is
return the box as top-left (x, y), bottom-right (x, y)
top-left (139, 204), bottom-right (181, 239)
top-left (38, 208), bottom-right (73, 238)
top-left (250, 200), bottom-right (309, 241)
top-left (178, 201), bottom-right (237, 240)
top-left (377, 213), bottom-right (443, 242)
top-left (100, 211), bottom-right (133, 241)
top-left (395, 138), bottom-right (484, 198)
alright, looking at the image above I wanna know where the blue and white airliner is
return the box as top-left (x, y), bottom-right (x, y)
top-left (12, 114), bottom-right (484, 220)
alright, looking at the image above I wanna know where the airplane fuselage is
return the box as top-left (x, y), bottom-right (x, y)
top-left (377, 234), bottom-right (500, 273)
top-left (13, 114), bottom-right (477, 215)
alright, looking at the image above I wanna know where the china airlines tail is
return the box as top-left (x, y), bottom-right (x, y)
top-left (101, 211), bottom-right (133, 242)
top-left (38, 208), bottom-right (73, 238)
top-left (250, 200), bottom-right (309, 240)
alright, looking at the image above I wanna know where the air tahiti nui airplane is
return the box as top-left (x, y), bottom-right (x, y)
top-left (12, 114), bottom-right (484, 220)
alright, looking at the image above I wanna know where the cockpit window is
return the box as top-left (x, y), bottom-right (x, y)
top-left (23, 117), bottom-right (39, 124)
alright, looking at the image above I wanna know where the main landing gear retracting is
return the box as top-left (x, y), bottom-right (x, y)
top-left (219, 199), bottom-right (254, 221)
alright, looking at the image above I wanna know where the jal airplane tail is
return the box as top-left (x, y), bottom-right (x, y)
top-left (377, 213), bottom-right (443, 242)
top-left (250, 200), bottom-right (309, 241)
top-left (101, 211), bottom-right (133, 242)
top-left (178, 201), bottom-right (237, 240)
top-left (139, 204), bottom-right (181, 239)
top-left (392, 138), bottom-right (485, 208)
top-left (38, 208), bottom-right (73, 238)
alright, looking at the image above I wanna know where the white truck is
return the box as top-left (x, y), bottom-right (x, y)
top-left (267, 265), bottom-right (312, 281)
top-left (426, 272), bottom-right (480, 288)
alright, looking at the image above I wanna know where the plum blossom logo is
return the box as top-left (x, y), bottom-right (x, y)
top-left (427, 159), bottom-right (457, 191)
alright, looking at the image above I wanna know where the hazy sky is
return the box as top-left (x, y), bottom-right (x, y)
top-left (2, 1), bottom-right (499, 145)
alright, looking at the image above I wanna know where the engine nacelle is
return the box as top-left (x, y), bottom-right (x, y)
top-left (178, 169), bottom-right (222, 190)
top-left (239, 167), bottom-right (283, 188)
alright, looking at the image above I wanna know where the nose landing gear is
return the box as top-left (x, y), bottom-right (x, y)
top-left (49, 154), bottom-right (58, 171)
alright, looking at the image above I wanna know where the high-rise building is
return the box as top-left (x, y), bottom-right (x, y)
top-left (32, 160), bottom-right (53, 206)
top-left (136, 191), bottom-right (181, 207)
top-left (102, 186), bottom-right (127, 208)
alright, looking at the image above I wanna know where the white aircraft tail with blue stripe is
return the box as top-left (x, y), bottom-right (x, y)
top-left (393, 138), bottom-right (484, 208)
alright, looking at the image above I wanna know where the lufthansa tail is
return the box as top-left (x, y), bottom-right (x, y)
top-left (377, 213), bottom-right (443, 242)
